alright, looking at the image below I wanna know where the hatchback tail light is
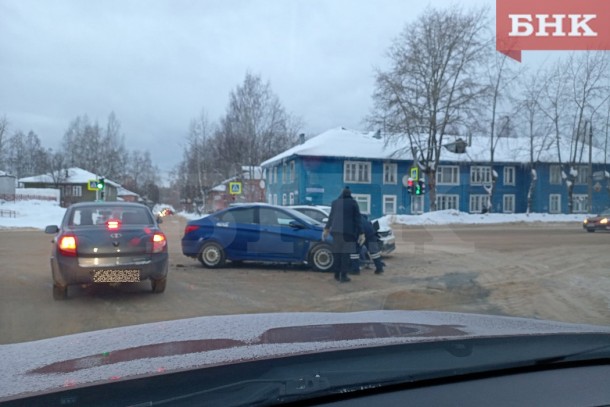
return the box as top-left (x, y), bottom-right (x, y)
top-left (151, 232), bottom-right (167, 253)
top-left (58, 234), bottom-right (77, 257)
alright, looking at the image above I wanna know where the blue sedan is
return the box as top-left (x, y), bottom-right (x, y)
top-left (181, 204), bottom-right (334, 271)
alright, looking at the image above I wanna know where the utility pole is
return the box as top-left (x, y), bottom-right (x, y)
top-left (588, 122), bottom-right (593, 213)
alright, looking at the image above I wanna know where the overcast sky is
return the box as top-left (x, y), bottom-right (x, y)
top-left (1, 0), bottom-right (554, 177)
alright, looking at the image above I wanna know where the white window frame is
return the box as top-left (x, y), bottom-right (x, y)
top-left (282, 163), bottom-right (287, 183)
top-left (549, 194), bottom-right (561, 214)
top-left (550, 165), bottom-right (562, 185)
top-left (436, 166), bottom-right (459, 185)
top-left (411, 195), bottom-right (424, 214)
top-left (576, 166), bottom-right (589, 185)
top-left (503, 166), bottom-right (515, 186)
top-left (344, 161), bottom-right (371, 184)
top-left (436, 194), bottom-right (459, 211)
top-left (273, 194), bottom-right (278, 205)
top-left (382, 195), bottom-right (397, 215)
top-left (352, 194), bottom-right (371, 214)
top-left (282, 193), bottom-right (287, 206)
top-left (383, 163), bottom-right (397, 184)
top-left (72, 186), bottom-right (82, 197)
top-left (470, 166), bottom-right (492, 185)
top-left (469, 194), bottom-right (488, 214)
top-left (573, 194), bottom-right (589, 213)
top-left (289, 192), bottom-right (295, 205)
top-left (503, 194), bottom-right (515, 213)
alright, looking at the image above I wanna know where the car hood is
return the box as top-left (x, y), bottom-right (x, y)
top-left (1, 310), bottom-right (609, 401)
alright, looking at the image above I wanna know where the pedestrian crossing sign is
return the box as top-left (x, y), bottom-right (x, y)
top-left (229, 182), bottom-right (242, 195)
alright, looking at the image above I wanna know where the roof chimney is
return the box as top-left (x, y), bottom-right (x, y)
top-left (299, 133), bottom-right (305, 144)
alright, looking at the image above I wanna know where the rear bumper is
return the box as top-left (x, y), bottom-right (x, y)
top-left (51, 253), bottom-right (169, 286)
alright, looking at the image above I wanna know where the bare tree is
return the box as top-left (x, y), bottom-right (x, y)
top-left (0, 115), bottom-right (7, 170)
top-left (516, 71), bottom-right (555, 214)
top-left (6, 130), bottom-right (49, 179)
top-left (368, 5), bottom-right (490, 211)
top-left (214, 72), bottom-right (301, 179)
top-left (481, 51), bottom-right (521, 212)
top-left (540, 53), bottom-right (609, 213)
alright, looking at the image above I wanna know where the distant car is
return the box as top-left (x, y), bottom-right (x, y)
top-left (44, 202), bottom-right (169, 300)
top-left (289, 205), bottom-right (396, 255)
top-left (182, 203), bottom-right (334, 271)
top-left (583, 208), bottom-right (610, 232)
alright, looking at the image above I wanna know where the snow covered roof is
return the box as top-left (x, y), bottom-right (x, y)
top-left (260, 127), bottom-right (407, 166)
top-left (18, 167), bottom-right (120, 187)
top-left (117, 186), bottom-right (140, 197)
top-left (442, 135), bottom-right (609, 165)
top-left (260, 127), bottom-right (610, 166)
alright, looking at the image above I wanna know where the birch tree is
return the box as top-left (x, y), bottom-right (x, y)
top-left (368, 5), bottom-right (490, 210)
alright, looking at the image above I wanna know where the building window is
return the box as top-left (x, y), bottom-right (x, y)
top-left (437, 166), bottom-right (459, 185)
top-left (469, 194), bottom-right (488, 213)
top-left (503, 194), bottom-right (515, 213)
top-left (436, 194), bottom-right (459, 211)
top-left (573, 194), bottom-right (588, 213)
top-left (72, 186), bottom-right (82, 197)
top-left (411, 195), bottom-right (424, 214)
top-left (383, 163), bottom-right (397, 184)
top-left (344, 161), bottom-right (371, 183)
top-left (504, 167), bottom-right (515, 186)
top-left (470, 166), bottom-right (492, 185)
top-left (282, 163), bottom-right (287, 183)
top-left (382, 195), bottom-right (396, 215)
top-left (550, 165), bottom-right (562, 185)
top-left (282, 193), bottom-right (287, 206)
top-left (549, 194), bottom-right (561, 213)
top-left (576, 166), bottom-right (589, 185)
top-left (289, 192), bottom-right (294, 205)
top-left (352, 194), bottom-right (371, 214)
top-left (289, 161), bottom-right (295, 182)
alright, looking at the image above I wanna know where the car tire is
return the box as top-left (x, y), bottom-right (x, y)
top-left (199, 242), bottom-right (226, 268)
top-left (308, 244), bottom-right (334, 272)
top-left (53, 284), bottom-right (67, 300)
top-left (151, 278), bottom-right (167, 293)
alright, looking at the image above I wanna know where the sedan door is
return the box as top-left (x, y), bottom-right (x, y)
top-left (253, 207), bottom-right (310, 261)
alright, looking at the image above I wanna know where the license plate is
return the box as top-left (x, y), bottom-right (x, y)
top-left (92, 269), bottom-right (140, 283)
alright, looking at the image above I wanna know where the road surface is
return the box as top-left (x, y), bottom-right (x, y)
top-left (1, 216), bottom-right (608, 344)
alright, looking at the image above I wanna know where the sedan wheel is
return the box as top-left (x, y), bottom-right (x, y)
top-left (199, 242), bottom-right (226, 268)
top-left (309, 244), bottom-right (334, 272)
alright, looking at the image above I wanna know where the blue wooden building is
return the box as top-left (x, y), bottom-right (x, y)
top-left (260, 127), bottom-right (610, 218)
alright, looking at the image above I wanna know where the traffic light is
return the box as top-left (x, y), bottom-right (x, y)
top-left (416, 179), bottom-right (426, 195)
top-left (96, 177), bottom-right (105, 191)
top-left (407, 178), bottom-right (414, 194)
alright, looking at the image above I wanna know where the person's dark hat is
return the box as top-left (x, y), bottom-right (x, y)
top-left (341, 187), bottom-right (352, 198)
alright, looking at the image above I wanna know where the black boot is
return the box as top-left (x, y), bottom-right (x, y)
top-left (373, 258), bottom-right (384, 274)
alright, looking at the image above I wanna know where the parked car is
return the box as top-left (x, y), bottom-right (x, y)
top-left (182, 203), bottom-right (334, 271)
top-left (289, 205), bottom-right (396, 255)
top-left (583, 209), bottom-right (610, 232)
top-left (44, 202), bottom-right (169, 300)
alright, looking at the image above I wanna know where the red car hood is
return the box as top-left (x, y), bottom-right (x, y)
top-left (1, 310), bottom-right (609, 401)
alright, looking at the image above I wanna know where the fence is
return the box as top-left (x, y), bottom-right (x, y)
top-left (0, 209), bottom-right (16, 218)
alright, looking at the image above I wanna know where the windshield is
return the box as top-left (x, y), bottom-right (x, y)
top-left (1, 0), bottom-right (610, 405)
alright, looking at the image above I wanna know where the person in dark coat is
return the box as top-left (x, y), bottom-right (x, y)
top-left (323, 187), bottom-right (365, 282)
top-left (360, 214), bottom-right (384, 274)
